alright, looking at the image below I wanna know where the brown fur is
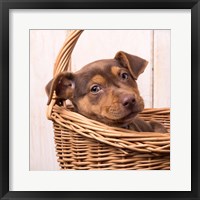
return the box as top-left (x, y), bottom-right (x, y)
top-left (46, 51), bottom-right (167, 133)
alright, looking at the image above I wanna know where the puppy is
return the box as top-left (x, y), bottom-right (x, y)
top-left (46, 51), bottom-right (167, 133)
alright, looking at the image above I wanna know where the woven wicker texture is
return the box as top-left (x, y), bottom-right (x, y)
top-left (47, 30), bottom-right (170, 170)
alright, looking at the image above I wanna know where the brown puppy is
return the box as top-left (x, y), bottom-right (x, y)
top-left (46, 51), bottom-right (167, 133)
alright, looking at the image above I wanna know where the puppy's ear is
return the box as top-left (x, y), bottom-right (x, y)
top-left (115, 51), bottom-right (148, 80)
top-left (46, 72), bottom-right (75, 105)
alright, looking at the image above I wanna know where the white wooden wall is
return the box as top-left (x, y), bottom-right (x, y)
top-left (30, 30), bottom-right (170, 170)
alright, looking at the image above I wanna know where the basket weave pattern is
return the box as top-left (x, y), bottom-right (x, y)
top-left (47, 30), bottom-right (170, 170)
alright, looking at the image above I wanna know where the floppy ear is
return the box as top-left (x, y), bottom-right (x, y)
top-left (45, 72), bottom-right (75, 105)
top-left (115, 51), bottom-right (148, 80)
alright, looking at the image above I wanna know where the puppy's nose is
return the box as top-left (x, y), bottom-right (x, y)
top-left (122, 95), bottom-right (136, 107)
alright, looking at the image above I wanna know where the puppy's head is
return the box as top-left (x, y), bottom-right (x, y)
top-left (46, 51), bottom-right (148, 126)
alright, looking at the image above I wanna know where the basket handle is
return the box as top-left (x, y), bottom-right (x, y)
top-left (47, 30), bottom-right (84, 119)
top-left (53, 30), bottom-right (84, 76)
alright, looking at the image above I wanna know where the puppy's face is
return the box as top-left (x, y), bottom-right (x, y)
top-left (73, 62), bottom-right (145, 126)
top-left (46, 51), bottom-right (148, 126)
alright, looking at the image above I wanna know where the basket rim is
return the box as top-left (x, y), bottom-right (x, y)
top-left (51, 104), bottom-right (170, 154)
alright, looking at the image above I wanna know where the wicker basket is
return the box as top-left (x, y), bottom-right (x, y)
top-left (46, 30), bottom-right (170, 170)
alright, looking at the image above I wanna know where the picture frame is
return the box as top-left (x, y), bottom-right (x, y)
top-left (0, 0), bottom-right (199, 199)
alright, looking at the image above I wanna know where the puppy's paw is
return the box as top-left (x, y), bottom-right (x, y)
top-left (149, 120), bottom-right (168, 133)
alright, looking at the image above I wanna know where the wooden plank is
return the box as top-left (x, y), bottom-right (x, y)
top-left (153, 30), bottom-right (171, 108)
top-left (30, 30), bottom-right (69, 170)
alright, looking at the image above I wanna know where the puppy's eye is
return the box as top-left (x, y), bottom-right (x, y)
top-left (120, 72), bottom-right (129, 80)
top-left (90, 85), bottom-right (101, 94)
